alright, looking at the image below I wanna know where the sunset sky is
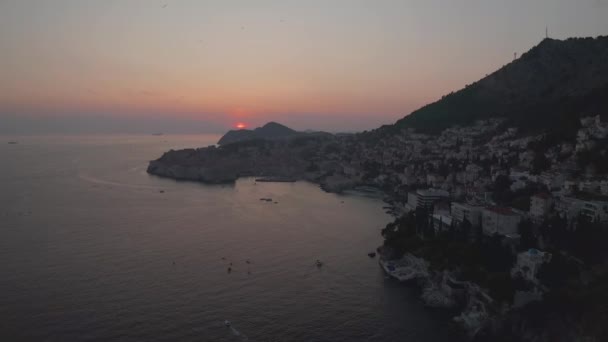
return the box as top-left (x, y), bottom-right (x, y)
top-left (1, 0), bottom-right (607, 134)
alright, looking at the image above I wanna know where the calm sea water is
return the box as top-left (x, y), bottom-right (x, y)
top-left (0, 135), bottom-right (453, 342)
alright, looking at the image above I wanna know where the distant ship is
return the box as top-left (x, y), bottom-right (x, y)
top-left (151, 133), bottom-right (163, 136)
top-left (7, 141), bottom-right (18, 144)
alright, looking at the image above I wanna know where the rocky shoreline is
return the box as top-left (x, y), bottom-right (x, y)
top-left (378, 249), bottom-right (496, 339)
top-left (146, 147), bottom-right (402, 216)
top-left (147, 155), bottom-right (357, 191)
top-left (146, 144), bottom-right (309, 183)
top-left (146, 140), bottom-right (373, 194)
top-left (147, 147), bottom-right (491, 336)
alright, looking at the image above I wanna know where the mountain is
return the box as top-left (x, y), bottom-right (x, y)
top-left (392, 36), bottom-right (608, 134)
top-left (217, 122), bottom-right (299, 145)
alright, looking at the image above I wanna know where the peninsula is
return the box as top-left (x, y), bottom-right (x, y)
top-left (148, 36), bottom-right (608, 341)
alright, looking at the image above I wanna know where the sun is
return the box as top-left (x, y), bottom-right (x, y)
top-left (235, 123), bottom-right (247, 129)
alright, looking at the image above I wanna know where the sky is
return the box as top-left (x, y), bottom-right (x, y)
top-left (1, 0), bottom-right (607, 134)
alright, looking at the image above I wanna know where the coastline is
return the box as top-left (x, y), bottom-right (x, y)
top-left (146, 153), bottom-right (487, 334)
top-left (145, 144), bottom-right (515, 340)
top-left (147, 161), bottom-right (401, 215)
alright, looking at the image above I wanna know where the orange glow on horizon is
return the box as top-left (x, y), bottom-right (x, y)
top-left (235, 123), bottom-right (247, 129)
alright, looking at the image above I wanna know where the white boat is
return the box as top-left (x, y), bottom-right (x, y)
top-left (224, 320), bottom-right (231, 327)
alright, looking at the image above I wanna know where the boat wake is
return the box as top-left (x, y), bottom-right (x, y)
top-left (78, 173), bottom-right (158, 190)
top-left (228, 325), bottom-right (249, 341)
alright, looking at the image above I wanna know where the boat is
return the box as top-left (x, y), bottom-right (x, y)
top-left (368, 252), bottom-right (376, 258)
top-left (7, 141), bottom-right (17, 144)
top-left (315, 260), bottom-right (323, 267)
top-left (379, 256), bottom-right (429, 282)
top-left (224, 320), bottom-right (231, 327)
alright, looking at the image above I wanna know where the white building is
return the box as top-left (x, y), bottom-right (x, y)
top-left (509, 167), bottom-right (534, 182)
top-left (562, 180), bottom-right (577, 195)
top-left (482, 207), bottom-right (522, 236)
top-left (432, 214), bottom-right (453, 234)
top-left (555, 196), bottom-right (582, 221)
top-left (556, 196), bottom-right (608, 223)
top-left (578, 180), bottom-right (600, 193)
top-left (580, 200), bottom-right (608, 222)
top-left (465, 164), bottom-right (483, 182)
top-left (530, 193), bottom-right (553, 223)
top-left (538, 171), bottom-right (566, 190)
top-left (403, 192), bottom-right (418, 213)
top-left (601, 180), bottom-right (608, 196)
top-left (511, 249), bottom-right (552, 284)
top-left (416, 189), bottom-right (449, 209)
top-left (426, 174), bottom-right (445, 187)
top-left (451, 202), bottom-right (483, 228)
top-left (510, 179), bottom-right (528, 192)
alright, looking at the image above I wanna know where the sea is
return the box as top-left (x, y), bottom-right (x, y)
top-left (0, 135), bottom-right (454, 341)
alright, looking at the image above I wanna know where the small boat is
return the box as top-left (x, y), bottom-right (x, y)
top-left (315, 260), bottom-right (323, 267)
top-left (224, 320), bottom-right (231, 327)
top-left (368, 252), bottom-right (376, 258)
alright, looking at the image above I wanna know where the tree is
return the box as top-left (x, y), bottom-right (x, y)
top-left (540, 216), bottom-right (570, 250)
top-left (532, 152), bottom-right (551, 174)
top-left (537, 253), bottom-right (580, 288)
top-left (494, 174), bottom-right (511, 191)
top-left (572, 215), bottom-right (608, 264)
top-left (492, 175), bottom-right (513, 204)
top-left (460, 218), bottom-right (473, 242)
top-left (481, 234), bottom-right (515, 273)
top-left (415, 206), bottom-right (431, 236)
top-left (381, 213), bottom-right (422, 257)
top-left (518, 219), bottom-right (538, 250)
top-left (305, 162), bottom-right (319, 172)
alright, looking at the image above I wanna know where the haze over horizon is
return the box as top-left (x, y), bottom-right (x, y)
top-left (1, 0), bottom-right (607, 134)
